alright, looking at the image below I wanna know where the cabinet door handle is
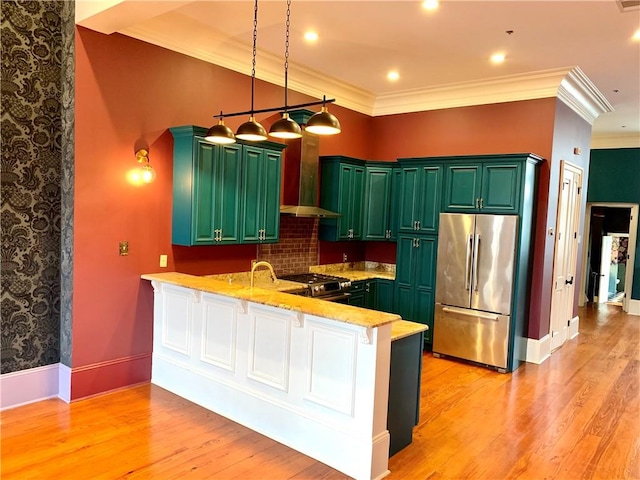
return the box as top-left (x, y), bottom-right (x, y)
top-left (479, 198), bottom-right (484, 209)
top-left (416, 237), bottom-right (420, 247)
top-left (417, 220), bottom-right (421, 230)
top-left (219, 229), bottom-right (223, 241)
top-left (365, 282), bottom-right (370, 293)
top-left (475, 198), bottom-right (480, 209)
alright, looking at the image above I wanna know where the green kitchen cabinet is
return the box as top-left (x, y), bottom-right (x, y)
top-left (396, 164), bottom-right (442, 235)
top-left (394, 234), bottom-right (437, 344)
top-left (376, 278), bottom-right (395, 313)
top-left (170, 125), bottom-right (285, 246)
top-left (349, 280), bottom-right (366, 307)
top-left (443, 159), bottom-right (522, 214)
top-left (320, 157), bottom-right (365, 241)
top-left (240, 146), bottom-right (282, 243)
top-left (171, 127), bottom-right (242, 246)
top-left (363, 163), bottom-right (396, 241)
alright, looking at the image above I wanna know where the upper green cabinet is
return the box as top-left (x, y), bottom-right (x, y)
top-left (396, 164), bottom-right (442, 235)
top-left (320, 156), bottom-right (365, 241)
top-left (170, 126), bottom-right (285, 246)
top-left (363, 163), bottom-right (397, 241)
top-left (240, 146), bottom-right (282, 243)
top-left (443, 160), bottom-right (522, 214)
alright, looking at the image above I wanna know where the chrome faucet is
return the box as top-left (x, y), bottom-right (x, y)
top-left (250, 261), bottom-right (277, 288)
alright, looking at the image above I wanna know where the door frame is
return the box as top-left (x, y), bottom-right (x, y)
top-left (579, 202), bottom-right (638, 313)
top-left (549, 160), bottom-right (583, 352)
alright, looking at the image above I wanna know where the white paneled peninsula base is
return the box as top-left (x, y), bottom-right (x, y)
top-left (142, 272), bottom-right (401, 480)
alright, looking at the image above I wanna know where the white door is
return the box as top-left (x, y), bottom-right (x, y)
top-left (550, 161), bottom-right (583, 352)
top-left (597, 236), bottom-right (613, 303)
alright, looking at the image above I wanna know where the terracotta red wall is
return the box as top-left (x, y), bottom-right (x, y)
top-left (73, 27), bottom-right (371, 398)
top-left (370, 99), bottom-right (559, 339)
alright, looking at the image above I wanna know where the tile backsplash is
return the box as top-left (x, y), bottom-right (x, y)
top-left (258, 216), bottom-right (318, 275)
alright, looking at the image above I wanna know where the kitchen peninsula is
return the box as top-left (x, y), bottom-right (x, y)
top-left (141, 272), bottom-right (421, 480)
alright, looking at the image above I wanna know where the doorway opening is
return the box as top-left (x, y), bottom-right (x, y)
top-left (579, 203), bottom-right (638, 313)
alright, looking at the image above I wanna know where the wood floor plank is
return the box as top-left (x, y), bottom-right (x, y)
top-left (2, 303), bottom-right (638, 479)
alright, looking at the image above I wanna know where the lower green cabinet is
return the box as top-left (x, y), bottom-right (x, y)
top-left (394, 234), bottom-right (437, 343)
top-left (349, 279), bottom-right (395, 313)
top-left (376, 279), bottom-right (395, 313)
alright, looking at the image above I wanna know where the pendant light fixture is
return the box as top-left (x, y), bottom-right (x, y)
top-left (205, 111), bottom-right (236, 144)
top-left (305, 95), bottom-right (341, 135)
top-left (268, 0), bottom-right (302, 140)
top-left (236, 0), bottom-right (267, 142)
top-left (205, 0), bottom-right (341, 142)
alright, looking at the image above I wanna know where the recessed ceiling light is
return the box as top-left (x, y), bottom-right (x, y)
top-left (304, 31), bottom-right (318, 43)
top-left (490, 52), bottom-right (506, 64)
top-left (422, 0), bottom-right (439, 10)
top-left (387, 70), bottom-right (400, 81)
top-left (633, 29), bottom-right (640, 41)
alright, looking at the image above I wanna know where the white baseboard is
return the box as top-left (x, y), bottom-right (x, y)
top-left (569, 316), bottom-right (580, 339)
top-left (59, 363), bottom-right (71, 403)
top-left (628, 299), bottom-right (640, 316)
top-left (525, 334), bottom-right (551, 365)
top-left (1, 364), bottom-right (62, 410)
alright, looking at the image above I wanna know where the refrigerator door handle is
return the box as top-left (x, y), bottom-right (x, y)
top-left (472, 233), bottom-right (480, 291)
top-left (465, 234), bottom-right (473, 291)
top-left (442, 306), bottom-right (499, 321)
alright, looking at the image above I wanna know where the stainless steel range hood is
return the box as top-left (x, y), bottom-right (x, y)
top-left (280, 130), bottom-right (340, 218)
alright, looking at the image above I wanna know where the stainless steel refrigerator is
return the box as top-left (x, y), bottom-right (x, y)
top-left (433, 213), bottom-right (518, 372)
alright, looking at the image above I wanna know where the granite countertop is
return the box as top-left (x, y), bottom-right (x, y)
top-left (141, 272), bottom-right (400, 329)
top-left (310, 261), bottom-right (396, 281)
top-left (390, 320), bottom-right (428, 342)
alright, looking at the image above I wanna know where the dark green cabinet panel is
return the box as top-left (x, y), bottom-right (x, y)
top-left (241, 146), bottom-right (281, 243)
top-left (320, 158), bottom-right (365, 241)
top-left (480, 163), bottom-right (522, 213)
top-left (172, 132), bottom-right (242, 246)
top-left (376, 279), bottom-right (395, 313)
top-left (442, 165), bottom-right (481, 212)
top-left (363, 165), bottom-right (394, 241)
top-left (397, 165), bottom-right (442, 235)
top-left (394, 234), bottom-right (437, 343)
top-left (349, 280), bottom-right (366, 307)
top-left (443, 161), bottom-right (522, 214)
top-left (170, 125), bottom-right (284, 246)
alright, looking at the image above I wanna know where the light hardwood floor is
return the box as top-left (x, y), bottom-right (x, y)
top-left (2, 303), bottom-right (638, 479)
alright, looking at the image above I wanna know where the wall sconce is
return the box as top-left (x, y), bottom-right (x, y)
top-left (133, 149), bottom-right (156, 184)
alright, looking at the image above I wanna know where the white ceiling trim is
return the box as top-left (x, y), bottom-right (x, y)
top-left (557, 67), bottom-right (614, 126)
top-left (120, 22), bottom-right (611, 125)
top-left (120, 20), bottom-right (377, 116)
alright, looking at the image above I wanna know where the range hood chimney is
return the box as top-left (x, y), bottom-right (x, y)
top-left (280, 112), bottom-right (340, 218)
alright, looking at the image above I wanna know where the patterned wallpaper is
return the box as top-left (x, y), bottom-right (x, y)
top-left (1, 1), bottom-right (64, 373)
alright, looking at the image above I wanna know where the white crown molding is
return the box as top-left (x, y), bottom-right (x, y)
top-left (591, 133), bottom-right (640, 149)
top-left (120, 19), bottom-right (376, 116)
top-left (120, 21), bottom-right (612, 126)
top-left (557, 66), bottom-right (614, 125)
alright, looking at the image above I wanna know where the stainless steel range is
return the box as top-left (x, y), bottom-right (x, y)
top-left (279, 273), bottom-right (352, 303)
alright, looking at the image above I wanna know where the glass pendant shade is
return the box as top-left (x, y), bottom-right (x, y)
top-left (205, 119), bottom-right (236, 144)
top-left (305, 106), bottom-right (341, 135)
top-left (236, 116), bottom-right (267, 141)
top-left (268, 112), bottom-right (302, 139)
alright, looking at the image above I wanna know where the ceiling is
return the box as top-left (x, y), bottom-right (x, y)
top-left (77, 0), bottom-right (640, 148)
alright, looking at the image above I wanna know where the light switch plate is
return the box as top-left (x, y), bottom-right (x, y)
top-left (119, 241), bottom-right (129, 256)
top-left (160, 254), bottom-right (168, 267)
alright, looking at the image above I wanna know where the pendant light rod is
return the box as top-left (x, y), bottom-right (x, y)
top-left (213, 98), bottom-right (336, 119)
top-left (250, 0), bottom-right (258, 113)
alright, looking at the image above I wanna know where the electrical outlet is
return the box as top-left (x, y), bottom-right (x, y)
top-left (343, 253), bottom-right (348, 262)
top-left (119, 241), bottom-right (129, 256)
top-left (159, 254), bottom-right (168, 267)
